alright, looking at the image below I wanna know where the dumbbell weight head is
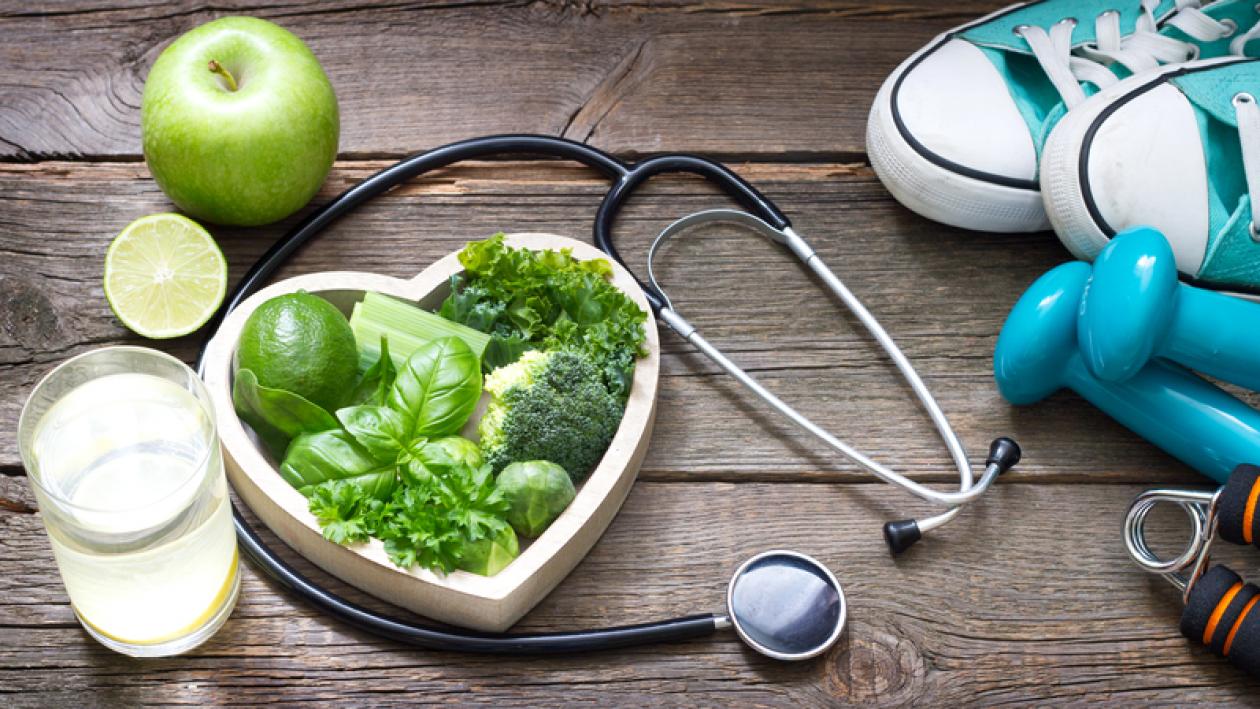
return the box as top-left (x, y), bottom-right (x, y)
top-left (996, 260), bottom-right (1260, 484)
top-left (1078, 227), bottom-right (1180, 383)
top-left (1077, 226), bottom-right (1260, 392)
top-left (994, 262), bottom-right (1092, 405)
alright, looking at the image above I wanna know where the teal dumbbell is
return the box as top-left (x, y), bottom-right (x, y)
top-left (994, 261), bottom-right (1260, 484)
top-left (1078, 226), bottom-right (1260, 390)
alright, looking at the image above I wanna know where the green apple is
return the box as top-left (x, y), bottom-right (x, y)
top-left (142, 17), bottom-right (339, 226)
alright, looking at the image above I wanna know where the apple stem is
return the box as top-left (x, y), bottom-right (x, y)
top-left (207, 60), bottom-right (239, 92)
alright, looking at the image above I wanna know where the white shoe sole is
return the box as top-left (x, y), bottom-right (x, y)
top-left (866, 3), bottom-right (1051, 233)
top-left (1041, 57), bottom-right (1251, 261)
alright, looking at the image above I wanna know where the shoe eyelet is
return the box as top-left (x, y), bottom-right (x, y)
top-left (1056, 16), bottom-right (1078, 28)
top-left (1012, 23), bottom-right (1030, 37)
top-left (1221, 18), bottom-right (1239, 38)
top-left (1097, 9), bottom-right (1120, 21)
top-left (1234, 92), bottom-right (1256, 107)
top-left (1249, 221), bottom-right (1260, 243)
top-left (1186, 44), bottom-right (1202, 61)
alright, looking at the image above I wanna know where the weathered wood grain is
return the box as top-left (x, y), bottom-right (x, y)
top-left (0, 0), bottom-right (1012, 161)
top-left (3, 475), bottom-right (1258, 706)
top-left (0, 160), bottom-right (1226, 486)
top-left (6, 0), bottom-right (1256, 703)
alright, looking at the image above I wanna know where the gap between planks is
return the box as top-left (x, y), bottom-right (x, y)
top-left (0, 150), bottom-right (877, 166)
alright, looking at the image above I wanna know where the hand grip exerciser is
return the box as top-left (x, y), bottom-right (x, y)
top-left (1078, 227), bottom-right (1260, 390)
top-left (994, 260), bottom-right (1260, 484)
top-left (1125, 465), bottom-right (1260, 677)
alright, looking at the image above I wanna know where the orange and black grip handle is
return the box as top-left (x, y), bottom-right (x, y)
top-left (1181, 565), bottom-right (1260, 676)
top-left (1219, 464), bottom-right (1260, 549)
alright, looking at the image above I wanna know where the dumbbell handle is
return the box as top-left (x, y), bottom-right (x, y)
top-left (1182, 565), bottom-right (1260, 677)
top-left (1062, 356), bottom-right (1260, 485)
top-left (1162, 287), bottom-right (1260, 392)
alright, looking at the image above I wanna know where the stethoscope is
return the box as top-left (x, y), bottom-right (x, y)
top-left (196, 134), bottom-right (1020, 659)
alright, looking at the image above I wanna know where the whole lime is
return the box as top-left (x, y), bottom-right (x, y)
top-left (235, 292), bottom-right (358, 411)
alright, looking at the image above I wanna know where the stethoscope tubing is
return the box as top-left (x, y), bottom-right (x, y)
top-left (199, 134), bottom-right (628, 365)
top-left (233, 499), bottom-right (721, 653)
top-left (195, 134), bottom-right (745, 653)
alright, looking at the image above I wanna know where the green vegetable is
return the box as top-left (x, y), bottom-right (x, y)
top-left (277, 330), bottom-right (512, 576)
top-left (308, 480), bottom-right (380, 544)
top-left (346, 335), bottom-right (396, 407)
top-left (402, 436), bottom-right (483, 485)
top-left (336, 405), bottom-right (410, 463)
top-left (388, 336), bottom-right (482, 440)
top-left (232, 368), bottom-right (338, 456)
top-left (282, 338), bottom-right (480, 495)
top-left (438, 234), bottom-right (648, 400)
top-left (495, 461), bottom-right (576, 537)
top-left (280, 429), bottom-right (397, 499)
top-left (479, 350), bottom-right (622, 482)
top-left (458, 525), bottom-right (519, 576)
top-left (374, 463), bottom-right (511, 573)
top-left (350, 292), bottom-right (491, 371)
top-left (235, 292), bottom-right (359, 411)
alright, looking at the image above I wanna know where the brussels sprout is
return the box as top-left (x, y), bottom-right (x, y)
top-left (458, 525), bottom-right (519, 576)
top-left (403, 436), bottom-right (483, 484)
top-left (495, 461), bottom-right (576, 537)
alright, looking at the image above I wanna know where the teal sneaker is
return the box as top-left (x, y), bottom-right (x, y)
top-left (867, 0), bottom-right (1252, 233)
top-left (1042, 55), bottom-right (1260, 292)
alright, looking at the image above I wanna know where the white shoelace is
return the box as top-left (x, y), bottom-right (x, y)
top-left (1016, 2), bottom-right (1260, 237)
top-left (1017, 0), bottom-right (1236, 109)
top-left (1233, 92), bottom-right (1260, 238)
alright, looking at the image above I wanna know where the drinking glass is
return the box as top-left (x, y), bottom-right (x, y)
top-left (17, 346), bottom-right (240, 657)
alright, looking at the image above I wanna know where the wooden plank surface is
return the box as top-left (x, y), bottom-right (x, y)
top-left (1, 160), bottom-right (1241, 487)
top-left (0, 0), bottom-right (999, 161)
top-left (6, 0), bottom-right (1260, 705)
top-left (4, 475), bottom-right (1259, 705)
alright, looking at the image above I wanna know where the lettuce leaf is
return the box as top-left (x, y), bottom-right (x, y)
top-left (439, 233), bottom-right (647, 399)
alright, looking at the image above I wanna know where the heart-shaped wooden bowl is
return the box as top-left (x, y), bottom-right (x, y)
top-left (202, 233), bottom-right (659, 631)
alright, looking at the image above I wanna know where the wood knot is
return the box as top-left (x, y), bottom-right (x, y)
top-left (0, 275), bottom-right (62, 357)
top-left (825, 619), bottom-right (927, 704)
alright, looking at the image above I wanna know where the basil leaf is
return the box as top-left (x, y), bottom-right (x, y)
top-left (387, 336), bottom-right (482, 439)
top-left (347, 336), bottom-right (396, 407)
top-left (280, 429), bottom-right (397, 500)
top-left (233, 368), bottom-right (338, 456)
top-left (336, 405), bottom-right (410, 464)
top-left (400, 436), bottom-right (483, 486)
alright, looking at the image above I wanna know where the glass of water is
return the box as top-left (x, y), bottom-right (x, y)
top-left (17, 346), bottom-right (239, 657)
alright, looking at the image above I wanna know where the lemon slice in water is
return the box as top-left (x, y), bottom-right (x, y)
top-left (104, 213), bottom-right (227, 339)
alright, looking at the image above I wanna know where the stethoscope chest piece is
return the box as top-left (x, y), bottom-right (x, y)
top-left (723, 550), bottom-right (846, 660)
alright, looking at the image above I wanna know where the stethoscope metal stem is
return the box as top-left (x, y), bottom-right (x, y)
top-left (659, 307), bottom-right (1001, 510)
top-left (650, 211), bottom-right (1010, 545)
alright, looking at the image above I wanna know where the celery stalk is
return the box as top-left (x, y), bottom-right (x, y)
top-left (350, 292), bottom-right (490, 370)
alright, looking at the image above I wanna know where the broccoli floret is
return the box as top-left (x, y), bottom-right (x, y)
top-left (478, 350), bottom-right (623, 482)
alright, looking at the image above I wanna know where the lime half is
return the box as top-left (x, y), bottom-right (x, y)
top-left (104, 213), bottom-right (227, 339)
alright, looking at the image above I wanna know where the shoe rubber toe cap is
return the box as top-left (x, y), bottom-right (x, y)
top-left (1083, 82), bottom-right (1210, 275)
top-left (894, 39), bottom-right (1038, 184)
